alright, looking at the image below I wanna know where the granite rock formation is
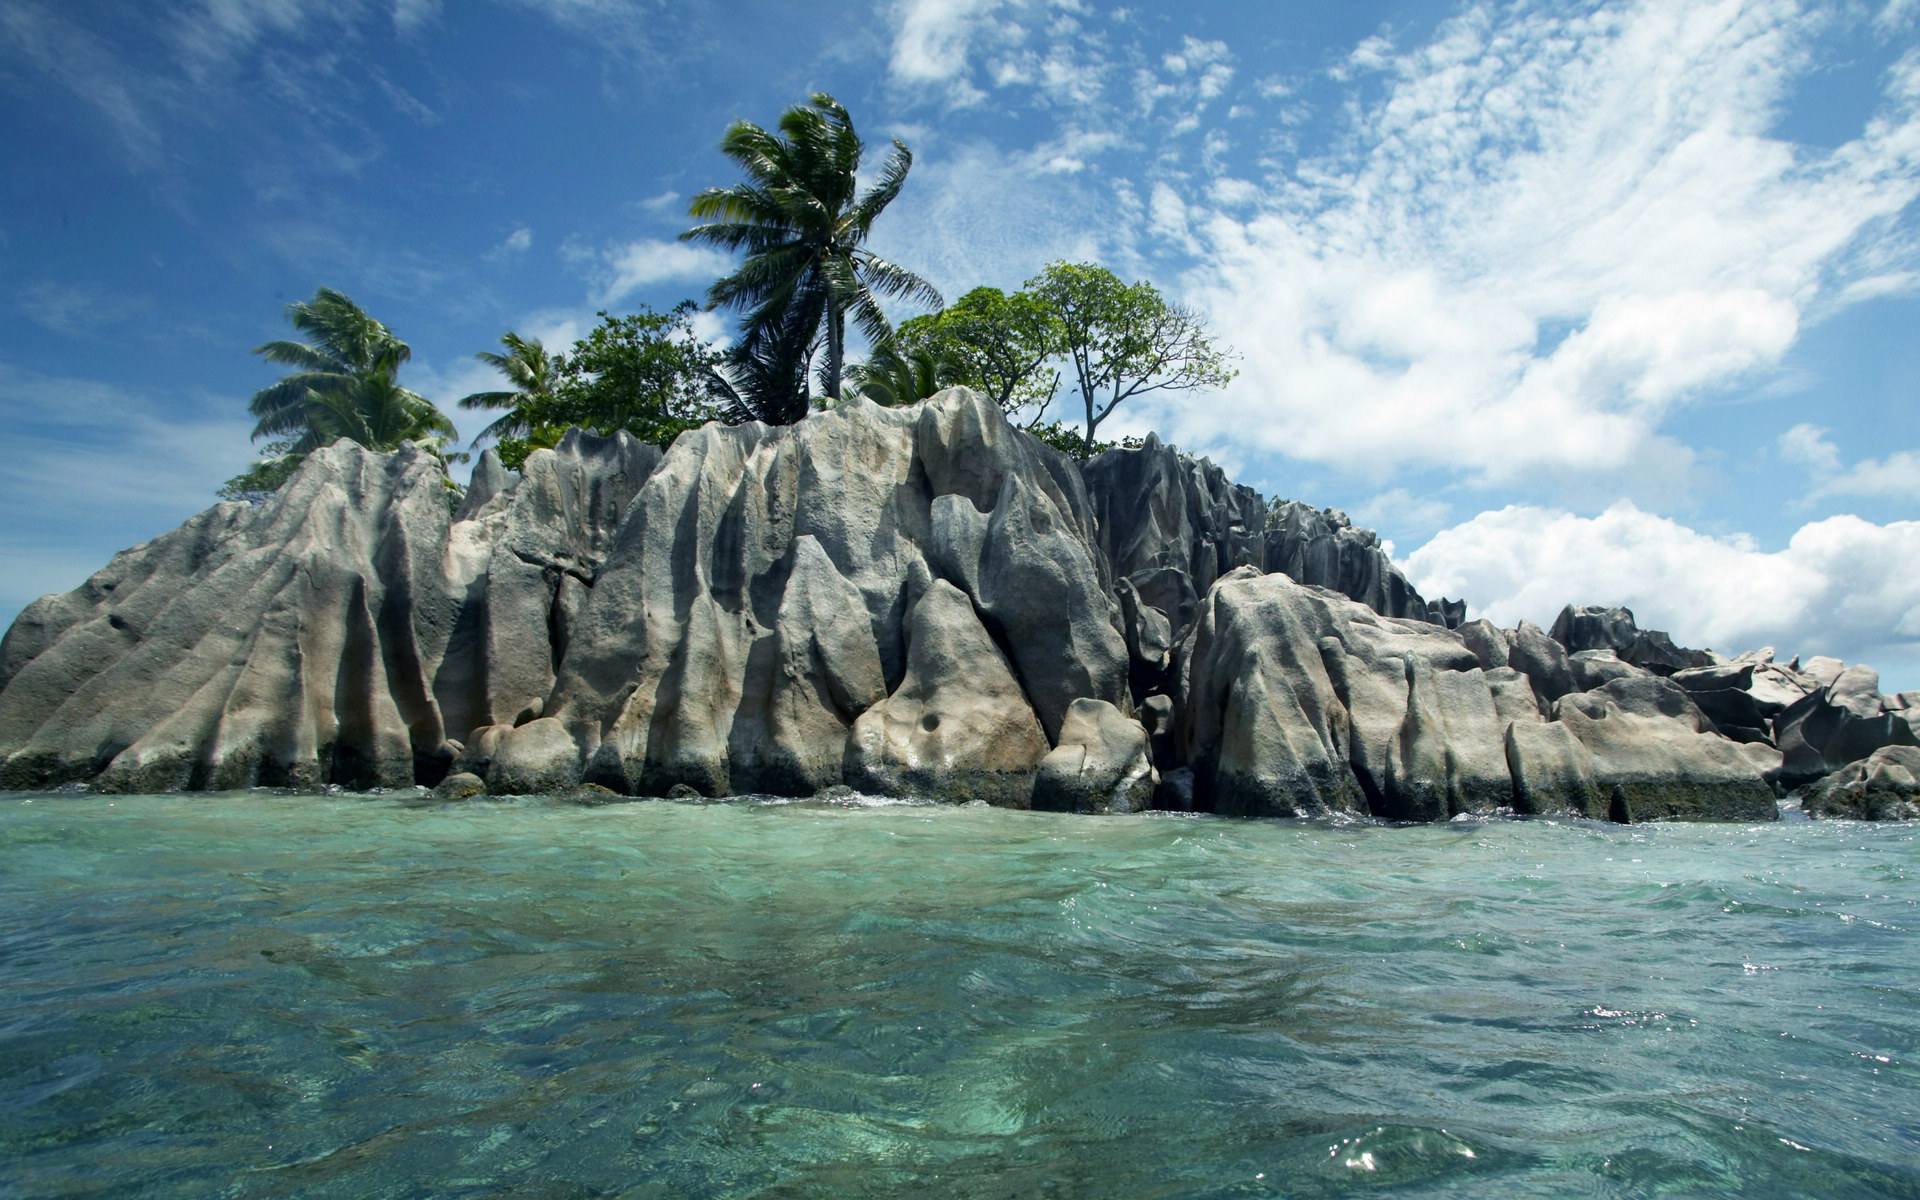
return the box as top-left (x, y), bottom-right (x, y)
top-left (3, 387), bottom-right (1914, 822)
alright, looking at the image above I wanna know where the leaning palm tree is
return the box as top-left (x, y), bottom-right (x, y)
top-left (458, 331), bottom-right (562, 446)
top-left (247, 287), bottom-right (457, 458)
top-left (681, 93), bottom-right (941, 408)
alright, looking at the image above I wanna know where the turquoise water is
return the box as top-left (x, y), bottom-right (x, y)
top-left (0, 794), bottom-right (1915, 1198)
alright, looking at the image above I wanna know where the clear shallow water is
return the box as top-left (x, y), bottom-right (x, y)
top-left (0, 794), bottom-right (1916, 1199)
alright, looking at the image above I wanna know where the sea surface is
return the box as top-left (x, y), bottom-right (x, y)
top-left (0, 791), bottom-right (1916, 1199)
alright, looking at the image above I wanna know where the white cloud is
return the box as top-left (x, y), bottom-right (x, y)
top-left (1779, 422), bottom-right (1843, 474)
top-left (887, 0), bottom-right (1002, 105)
top-left (488, 226), bottom-right (533, 260)
top-left (1779, 421), bottom-right (1920, 501)
top-left (1404, 501), bottom-right (1920, 685)
top-left (595, 239), bottom-right (733, 305)
top-left (1166, 0), bottom-right (1920, 490)
top-left (1354, 487), bottom-right (1453, 535)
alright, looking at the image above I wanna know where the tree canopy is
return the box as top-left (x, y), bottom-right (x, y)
top-left (458, 305), bottom-right (721, 469)
top-left (682, 92), bottom-right (940, 413)
top-left (1025, 262), bottom-right (1236, 459)
top-left (222, 288), bottom-right (459, 501)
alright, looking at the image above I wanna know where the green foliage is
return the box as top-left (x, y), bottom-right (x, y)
top-left (1022, 420), bottom-right (1142, 459)
top-left (1025, 262), bottom-right (1237, 459)
top-left (682, 92), bottom-right (940, 410)
top-left (216, 440), bottom-right (303, 504)
top-left (896, 286), bottom-right (1061, 423)
top-left (460, 304), bottom-right (722, 467)
top-left (845, 338), bottom-right (953, 407)
top-left (228, 287), bottom-right (461, 500)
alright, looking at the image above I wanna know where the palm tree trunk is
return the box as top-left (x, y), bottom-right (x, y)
top-left (825, 307), bottom-right (844, 401)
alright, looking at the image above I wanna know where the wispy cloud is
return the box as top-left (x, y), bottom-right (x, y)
top-left (14, 282), bottom-right (151, 337)
top-left (1153, 0), bottom-right (1920, 494)
top-left (1780, 422), bottom-right (1920, 502)
top-left (0, 360), bottom-right (257, 625)
top-left (595, 238), bottom-right (733, 305)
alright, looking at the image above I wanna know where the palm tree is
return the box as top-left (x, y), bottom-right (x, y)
top-left (681, 93), bottom-right (942, 408)
top-left (846, 338), bottom-right (952, 407)
top-left (458, 331), bottom-right (562, 446)
top-left (248, 287), bottom-right (458, 459)
top-left (704, 311), bottom-right (815, 425)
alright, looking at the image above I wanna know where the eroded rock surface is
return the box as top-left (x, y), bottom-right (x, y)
top-left (1176, 572), bottom-right (1777, 822)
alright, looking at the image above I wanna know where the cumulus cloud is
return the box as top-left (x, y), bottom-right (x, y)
top-left (1164, 0), bottom-right (1920, 490)
top-left (1403, 502), bottom-right (1920, 685)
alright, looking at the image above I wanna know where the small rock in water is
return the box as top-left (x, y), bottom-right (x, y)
top-left (433, 772), bottom-right (486, 801)
top-left (665, 783), bottom-right (702, 800)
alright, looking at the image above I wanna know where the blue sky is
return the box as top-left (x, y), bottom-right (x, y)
top-left (3, 0), bottom-right (1918, 687)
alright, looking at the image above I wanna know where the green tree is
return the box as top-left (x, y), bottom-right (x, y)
top-left (461, 305), bottom-right (721, 469)
top-left (682, 92), bottom-right (941, 409)
top-left (896, 286), bottom-right (1061, 424)
top-left (1024, 262), bottom-right (1236, 459)
top-left (226, 287), bottom-right (460, 498)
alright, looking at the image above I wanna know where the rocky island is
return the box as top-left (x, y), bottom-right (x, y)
top-left (2, 389), bottom-right (1915, 821)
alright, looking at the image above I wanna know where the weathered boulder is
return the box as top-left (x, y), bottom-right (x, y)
top-left (550, 389), bottom-right (1124, 796)
top-left (432, 771), bottom-right (487, 801)
top-left (1549, 605), bottom-right (1640, 655)
top-left (0, 391), bottom-right (1127, 800)
top-left (1504, 721), bottom-right (1604, 818)
top-left (1033, 698), bottom-right (1156, 814)
top-left (0, 441), bottom-right (463, 792)
top-left (486, 716), bottom-right (582, 794)
top-left (1569, 649), bottom-right (1641, 693)
top-left (1508, 621), bottom-right (1576, 704)
top-left (1457, 619), bottom-right (1509, 672)
top-left (1082, 433), bottom-right (1264, 614)
top-left (844, 579), bottom-right (1049, 806)
top-left (1553, 678), bottom-right (1777, 821)
top-left (1177, 572), bottom-right (1776, 823)
top-left (1804, 746), bottom-right (1920, 820)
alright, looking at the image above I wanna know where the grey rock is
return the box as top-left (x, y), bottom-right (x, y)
top-left (844, 579), bottom-right (1050, 806)
top-left (1457, 619), bottom-right (1508, 672)
top-left (1, 441), bottom-right (459, 793)
top-left (1155, 765), bottom-right (1196, 811)
top-left (1508, 621), bottom-right (1576, 704)
top-left (1774, 663), bottom-right (1920, 788)
top-left (1804, 746), bottom-right (1920, 820)
top-left (486, 717), bottom-right (581, 794)
top-left (1114, 576), bottom-right (1174, 700)
top-left (1549, 604), bottom-right (1640, 654)
top-left (1262, 500), bottom-right (1438, 623)
top-left (433, 771), bottom-right (487, 801)
top-left (1801, 656), bottom-right (1847, 689)
top-left (1671, 663), bottom-right (1755, 694)
top-left (1504, 721), bottom-right (1604, 818)
top-left (1140, 693), bottom-right (1176, 769)
top-left (551, 390), bottom-right (1122, 796)
top-left (1033, 698), bottom-right (1156, 814)
top-left (454, 449), bottom-right (511, 522)
top-left (1553, 678), bottom-right (1777, 821)
top-left (1082, 432), bottom-right (1264, 626)
top-left (1569, 649), bottom-right (1641, 693)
